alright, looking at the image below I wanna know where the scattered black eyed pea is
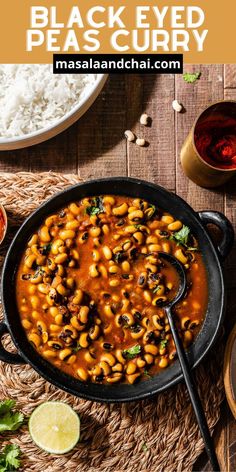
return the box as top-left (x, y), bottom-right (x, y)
top-left (102, 246), bottom-right (112, 260)
top-left (104, 305), bottom-right (114, 318)
top-left (38, 283), bottom-right (49, 295)
top-left (71, 316), bottom-right (82, 331)
top-left (89, 263), bottom-right (99, 278)
top-left (126, 372), bottom-right (141, 384)
top-left (115, 349), bottom-right (126, 365)
top-left (161, 215), bottom-right (174, 224)
top-left (130, 327), bottom-right (145, 340)
top-left (30, 272), bottom-right (43, 284)
top-left (174, 248), bottom-right (188, 265)
top-left (51, 239), bottom-right (64, 255)
top-left (89, 227), bottom-right (101, 238)
top-left (30, 295), bottom-right (39, 309)
top-left (65, 220), bottom-right (80, 230)
top-left (56, 283), bottom-right (68, 297)
top-left (79, 332), bottom-right (89, 348)
top-left (71, 249), bottom-right (79, 260)
top-left (45, 215), bottom-right (58, 228)
top-left (55, 314), bottom-right (64, 325)
top-left (123, 240), bottom-right (132, 251)
top-left (100, 352), bottom-right (116, 366)
top-left (145, 263), bottom-right (157, 274)
top-left (144, 344), bottom-right (158, 356)
top-left (28, 234), bottom-right (38, 247)
top-left (102, 224), bottom-right (110, 235)
top-left (109, 279), bottom-right (120, 288)
top-left (36, 255), bottom-right (46, 266)
top-left (126, 361), bottom-right (137, 375)
top-left (49, 324), bottom-right (61, 333)
top-left (114, 314), bottom-right (122, 328)
top-left (69, 203), bottom-right (80, 216)
top-left (98, 264), bottom-right (108, 278)
top-left (143, 290), bottom-right (152, 303)
top-left (128, 210), bottom-right (144, 221)
top-left (148, 244), bottom-right (162, 252)
top-left (89, 325), bottom-right (100, 341)
top-left (91, 365), bottom-right (102, 377)
top-left (183, 330), bottom-right (193, 345)
top-left (66, 277), bottom-right (75, 289)
top-left (137, 358), bottom-right (146, 368)
top-left (159, 357), bottom-right (169, 368)
top-left (168, 220), bottom-right (183, 231)
top-left (100, 360), bottom-right (111, 375)
top-left (159, 347), bottom-right (166, 356)
top-left (28, 333), bottom-right (41, 348)
top-left (59, 229), bottom-right (76, 240)
top-left (141, 317), bottom-right (149, 328)
top-left (84, 350), bottom-right (95, 363)
top-left (133, 231), bottom-right (144, 244)
top-left (43, 350), bottom-right (57, 359)
top-left (108, 265), bottom-right (119, 274)
top-left (22, 319), bottom-right (32, 330)
top-left (112, 363), bottom-right (123, 372)
top-left (141, 247), bottom-right (148, 254)
top-left (152, 296), bottom-right (167, 307)
top-left (25, 254), bottom-right (37, 269)
top-left (121, 260), bottom-right (130, 273)
top-left (92, 249), bottom-right (100, 262)
top-left (112, 202), bottom-right (128, 216)
top-left (144, 353), bottom-right (154, 365)
top-left (28, 285), bottom-right (36, 295)
top-left (67, 355), bottom-right (77, 365)
top-left (73, 289), bottom-right (83, 305)
top-left (54, 253), bottom-right (68, 264)
top-left (77, 368), bottom-right (89, 382)
top-left (106, 373), bottom-right (123, 383)
top-left (181, 316), bottom-right (191, 330)
top-left (146, 235), bottom-right (158, 245)
top-left (122, 313), bottom-right (135, 326)
top-left (189, 320), bottom-right (200, 330)
top-left (40, 226), bottom-right (51, 242)
top-left (79, 306), bottom-right (90, 324)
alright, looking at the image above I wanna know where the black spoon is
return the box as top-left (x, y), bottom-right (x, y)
top-left (158, 252), bottom-right (220, 472)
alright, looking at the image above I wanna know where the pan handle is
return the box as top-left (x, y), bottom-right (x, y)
top-left (0, 322), bottom-right (26, 364)
top-left (198, 210), bottom-right (234, 260)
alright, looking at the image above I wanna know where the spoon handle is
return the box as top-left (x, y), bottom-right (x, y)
top-left (165, 307), bottom-right (220, 472)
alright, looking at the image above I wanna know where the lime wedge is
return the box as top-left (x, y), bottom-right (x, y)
top-left (29, 401), bottom-right (80, 454)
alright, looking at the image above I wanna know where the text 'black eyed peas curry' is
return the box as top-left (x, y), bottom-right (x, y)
top-left (16, 196), bottom-right (208, 385)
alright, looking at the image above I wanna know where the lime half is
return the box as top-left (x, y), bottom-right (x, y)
top-left (29, 401), bottom-right (80, 454)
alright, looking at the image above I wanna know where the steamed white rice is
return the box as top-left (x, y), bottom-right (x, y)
top-left (0, 65), bottom-right (98, 138)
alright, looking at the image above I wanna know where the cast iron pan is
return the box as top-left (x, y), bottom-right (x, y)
top-left (0, 178), bottom-right (234, 402)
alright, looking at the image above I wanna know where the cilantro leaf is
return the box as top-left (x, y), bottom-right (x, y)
top-left (0, 444), bottom-right (21, 471)
top-left (122, 345), bottom-right (141, 360)
top-left (170, 225), bottom-right (190, 246)
top-left (86, 197), bottom-right (104, 216)
top-left (160, 340), bottom-right (168, 349)
top-left (183, 72), bottom-right (201, 83)
top-left (0, 400), bottom-right (24, 433)
top-left (144, 369), bottom-right (152, 378)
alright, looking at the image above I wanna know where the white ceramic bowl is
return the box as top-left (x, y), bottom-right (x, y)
top-left (0, 74), bottom-right (108, 151)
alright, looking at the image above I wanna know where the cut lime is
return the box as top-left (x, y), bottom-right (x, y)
top-left (29, 401), bottom-right (80, 454)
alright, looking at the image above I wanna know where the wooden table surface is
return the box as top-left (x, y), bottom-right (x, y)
top-left (1, 64), bottom-right (236, 471)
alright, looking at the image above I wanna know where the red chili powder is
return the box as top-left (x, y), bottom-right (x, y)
top-left (194, 116), bottom-right (236, 169)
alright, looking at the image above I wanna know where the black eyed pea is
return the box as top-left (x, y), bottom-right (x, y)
top-left (72, 289), bottom-right (83, 305)
top-left (168, 220), bottom-right (183, 231)
top-left (144, 353), bottom-right (154, 365)
top-left (65, 220), bottom-right (80, 230)
top-left (133, 231), bottom-right (144, 244)
top-left (126, 361), bottom-right (137, 375)
top-left (59, 229), bottom-right (76, 241)
top-left (54, 253), bottom-right (68, 264)
top-left (152, 296), bottom-right (167, 306)
top-left (145, 263), bottom-right (157, 274)
top-left (108, 265), bottom-right (119, 274)
top-left (148, 244), bottom-right (162, 252)
top-left (102, 224), bottom-right (110, 235)
top-left (28, 333), bottom-right (41, 348)
top-left (30, 272), bottom-right (43, 284)
top-left (89, 325), bottom-right (100, 341)
top-left (51, 239), bottom-right (64, 255)
top-left (159, 357), bottom-right (169, 368)
top-left (183, 330), bottom-right (193, 345)
top-left (112, 202), bottom-right (128, 216)
top-left (64, 324), bottom-right (78, 340)
top-left (174, 248), bottom-right (188, 265)
top-left (66, 277), bottom-right (75, 289)
top-left (115, 349), bottom-right (126, 365)
top-left (104, 305), bottom-right (114, 318)
top-left (38, 283), bottom-right (49, 295)
top-left (161, 215), bottom-right (174, 224)
top-left (69, 203), bottom-right (80, 216)
top-left (92, 249), bottom-right (100, 262)
top-left (100, 352), bottom-right (116, 366)
top-left (55, 314), bottom-right (64, 325)
top-left (56, 283), bottom-right (69, 297)
top-left (144, 344), bottom-right (158, 356)
top-left (121, 260), bottom-right (130, 273)
top-left (28, 234), bottom-right (38, 247)
top-left (121, 313), bottom-right (135, 326)
top-left (146, 235), bottom-right (158, 245)
top-left (130, 326), bottom-right (145, 339)
top-left (40, 226), bottom-right (51, 243)
top-left (89, 263), bottom-right (99, 278)
top-left (67, 355), bottom-right (77, 365)
top-left (79, 306), bottom-right (90, 324)
top-left (100, 360), bottom-right (111, 376)
top-left (109, 279), bottom-right (120, 288)
top-left (128, 210), bottom-right (144, 222)
top-left (181, 316), bottom-right (191, 330)
top-left (137, 358), bottom-right (146, 368)
top-left (102, 246), bottom-right (112, 260)
top-left (98, 264), bottom-right (108, 278)
top-left (43, 350), bottom-right (57, 359)
top-left (84, 350), bottom-right (95, 363)
top-left (152, 315), bottom-right (164, 331)
top-left (79, 332), bottom-right (90, 348)
top-left (112, 363), bottom-right (123, 373)
top-left (77, 367), bottom-right (89, 382)
top-left (25, 254), bottom-right (37, 269)
top-left (143, 290), bottom-right (152, 303)
top-left (89, 226), bottom-right (101, 237)
top-left (91, 365), bottom-right (102, 376)
top-left (106, 373), bottom-right (123, 383)
top-left (71, 316), bottom-right (83, 331)
top-left (59, 348), bottom-right (72, 361)
top-left (48, 340), bottom-right (63, 349)
top-left (30, 295), bottom-right (40, 309)
top-left (21, 319), bottom-right (33, 330)
top-left (126, 372), bottom-right (141, 384)
top-left (45, 215), bottom-right (58, 228)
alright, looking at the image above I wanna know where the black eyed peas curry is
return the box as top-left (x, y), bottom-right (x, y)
top-left (16, 195), bottom-right (208, 385)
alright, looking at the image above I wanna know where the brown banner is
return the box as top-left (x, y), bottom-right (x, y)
top-left (0, 0), bottom-right (235, 64)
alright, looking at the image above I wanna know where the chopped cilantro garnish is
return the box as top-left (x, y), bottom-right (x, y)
top-left (153, 285), bottom-right (161, 294)
top-left (144, 370), bottom-right (152, 378)
top-left (122, 345), bottom-right (141, 359)
top-left (86, 196), bottom-right (104, 216)
top-left (160, 339), bottom-right (168, 349)
top-left (170, 225), bottom-right (197, 251)
top-left (183, 72), bottom-right (201, 83)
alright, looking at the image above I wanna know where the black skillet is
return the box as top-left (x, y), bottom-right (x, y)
top-left (0, 177), bottom-right (234, 403)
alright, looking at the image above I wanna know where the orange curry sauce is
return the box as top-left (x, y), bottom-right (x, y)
top-left (16, 195), bottom-right (208, 384)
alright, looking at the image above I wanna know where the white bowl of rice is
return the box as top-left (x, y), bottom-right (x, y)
top-left (0, 65), bottom-right (108, 150)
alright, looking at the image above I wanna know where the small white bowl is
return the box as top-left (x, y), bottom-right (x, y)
top-left (0, 74), bottom-right (108, 151)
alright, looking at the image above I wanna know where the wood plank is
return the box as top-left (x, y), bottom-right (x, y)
top-left (77, 75), bottom-right (127, 180)
top-left (127, 74), bottom-right (176, 191)
top-left (0, 148), bottom-right (30, 173)
top-left (224, 65), bottom-right (236, 89)
top-left (175, 65), bottom-right (224, 211)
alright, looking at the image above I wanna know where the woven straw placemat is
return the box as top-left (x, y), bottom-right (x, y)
top-left (0, 172), bottom-right (224, 472)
